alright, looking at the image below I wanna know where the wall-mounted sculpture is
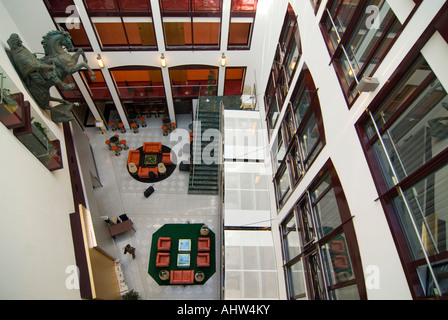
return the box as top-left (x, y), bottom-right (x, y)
top-left (6, 30), bottom-right (95, 123)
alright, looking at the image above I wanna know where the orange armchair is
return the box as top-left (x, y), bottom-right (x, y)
top-left (161, 152), bottom-right (173, 165)
top-left (198, 237), bottom-right (210, 251)
top-left (156, 253), bottom-right (170, 267)
top-left (197, 252), bottom-right (210, 267)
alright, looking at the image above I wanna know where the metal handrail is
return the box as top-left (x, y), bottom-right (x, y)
top-left (367, 109), bottom-right (442, 297)
top-left (218, 100), bottom-right (225, 300)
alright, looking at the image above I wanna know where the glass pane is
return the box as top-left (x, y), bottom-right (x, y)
top-left (282, 214), bottom-right (301, 261)
top-left (288, 142), bottom-right (303, 184)
top-left (276, 166), bottom-right (291, 208)
top-left (47, 0), bottom-right (75, 12)
top-left (160, 0), bottom-right (189, 11)
top-left (292, 77), bottom-right (312, 128)
top-left (85, 0), bottom-right (117, 11)
top-left (193, 0), bottom-right (221, 11)
top-left (273, 132), bottom-right (286, 171)
top-left (81, 70), bottom-right (112, 100)
top-left (111, 69), bottom-right (165, 99)
top-left (118, 0), bottom-right (150, 11)
top-left (312, 188), bottom-right (342, 238)
top-left (58, 22), bottom-right (91, 47)
top-left (366, 56), bottom-right (432, 137)
top-left (231, 0), bottom-right (257, 12)
top-left (164, 22), bottom-right (192, 47)
top-left (337, 0), bottom-right (401, 94)
top-left (327, 0), bottom-right (360, 47)
top-left (228, 22), bottom-right (251, 47)
top-left (95, 23), bottom-right (127, 46)
top-left (328, 284), bottom-right (360, 300)
top-left (392, 164), bottom-right (448, 261)
top-left (192, 22), bottom-right (220, 46)
top-left (308, 251), bottom-right (326, 299)
top-left (224, 68), bottom-right (244, 95)
top-left (299, 113), bottom-right (320, 163)
top-left (298, 199), bottom-right (314, 244)
top-left (284, 39), bottom-right (299, 81)
top-left (321, 233), bottom-right (355, 286)
top-left (371, 77), bottom-right (448, 188)
top-left (287, 259), bottom-right (306, 298)
top-left (124, 22), bottom-right (156, 46)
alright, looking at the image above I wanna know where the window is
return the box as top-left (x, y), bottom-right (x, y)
top-left (320, 0), bottom-right (419, 105)
top-left (224, 67), bottom-right (246, 96)
top-left (228, 0), bottom-right (257, 50)
top-left (43, 0), bottom-right (93, 51)
top-left (357, 53), bottom-right (448, 298)
top-left (264, 3), bottom-right (301, 140)
top-left (275, 164), bottom-right (292, 209)
top-left (280, 162), bottom-right (367, 300)
top-left (272, 65), bottom-right (325, 210)
top-left (84, 0), bottom-right (157, 50)
top-left (169, 66), bottom-right (218, 97)
top-left (160, 0), bottom-right (222, 50)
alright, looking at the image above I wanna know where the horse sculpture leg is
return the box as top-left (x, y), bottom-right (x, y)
top-left (72, 49), bottom-right (96, 81)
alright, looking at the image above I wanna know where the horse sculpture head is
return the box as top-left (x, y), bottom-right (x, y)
top-left (41, 30), bottom-right (75, 56)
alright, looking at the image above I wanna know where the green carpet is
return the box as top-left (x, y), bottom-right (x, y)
top-left (148, 223), bottom-right (216, 286)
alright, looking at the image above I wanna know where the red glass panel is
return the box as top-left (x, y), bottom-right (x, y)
top-left (84, 0), bottom-right (118, 11)
top-left (118, 0), bottom-right (150, 11)
top-left (47, 0), bottom-right (75, 12)
top-left (160, 0), bottom-right (189, 11)
top-left (231, 0), bottom-right (257, 12)
top-left (193, 0), bottom-right (221, 11)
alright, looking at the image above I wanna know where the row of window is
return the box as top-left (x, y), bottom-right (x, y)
top-left (59, 64), bottom-right (246, 126)
top-left (272, 1), bottom-right (448, 300)
top-left (280, 160), bottom-right (366, 300)
top-left (43, 0), bottom-right (257, 51)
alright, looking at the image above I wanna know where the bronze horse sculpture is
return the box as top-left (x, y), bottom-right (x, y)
top-left (6, 30), bottom-right (95, 123)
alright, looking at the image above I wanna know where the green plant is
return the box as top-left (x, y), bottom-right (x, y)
top-left (33, 121), bottom-right (49, 140)
top-left (121, 289), bottom-right (141, 300)
top-left (206, 70), bottom-right (217, 95)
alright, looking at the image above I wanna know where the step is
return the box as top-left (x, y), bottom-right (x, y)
top-left (188, 189), bottom-right (219, 195)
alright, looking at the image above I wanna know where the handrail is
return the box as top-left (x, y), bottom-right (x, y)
top-left (218, 100), bottom-right (225, 299)
top-left (191, 87), bottom-right (202, 188)
top-left (367, 109), bottom-right (442, 297)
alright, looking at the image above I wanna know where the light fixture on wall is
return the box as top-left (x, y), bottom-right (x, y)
top-left (356, 76), bottom-right (380, 93)
top-left (221, 53), bottom-right (226, 67)
top-left (160, 53), bottom-right (167, 68)
top-left (96, 54), bottom-right (104, 68)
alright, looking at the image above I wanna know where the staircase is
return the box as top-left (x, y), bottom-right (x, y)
top-left (188, 99), bottom-right (222, 195)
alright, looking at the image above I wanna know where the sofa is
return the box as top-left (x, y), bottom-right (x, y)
top-left (138, 167), bottom-right (158, 179)
top-left (143, 142), bottom-right (162, 154)
top-left (127, 150), bottom-right (141, 167)
top-left (170, 270), bottom-right (194, 284)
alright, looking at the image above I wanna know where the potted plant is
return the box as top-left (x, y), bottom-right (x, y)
top-left (121, 289), bottom-right (141, 300)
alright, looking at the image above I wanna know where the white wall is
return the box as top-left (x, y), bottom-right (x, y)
top-left (0, 0), bottom-right (80, 299)
top-left (254, 0), bottom-right (447, 300)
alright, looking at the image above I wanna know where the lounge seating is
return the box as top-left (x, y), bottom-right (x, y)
top-left (197, 252), bottom-right (210, 267)
top-left (161, 152), bottom-right (173, 165)
top-left (157, 237), bottom-right (171, 251)
top-left (198, 237), bottom-right (210, 251)
top-left (143, 142), bottom-right (162, 154)
top-left (155, 253), bottom-right (170, 267)
top-left (127, 150), bottom-right (141, 167)
top-left (138, 167), bottom-right (158, 179)
top-left (170, 270), bottom-right (194, 284)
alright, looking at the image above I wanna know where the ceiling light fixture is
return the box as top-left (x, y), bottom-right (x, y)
top-left (221, 53), bottom-right (226, 67)
top-left (160, 53), bottom-right (167, 68)
top-left (96, 54), bottom-right (104, 68)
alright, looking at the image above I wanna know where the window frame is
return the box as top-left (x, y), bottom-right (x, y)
top-left (319, 0), bottom-right (422, 107)
top-left (355, 4), bottom-right (448, 299)
top-left (280, 160), bottom-right (367, 300)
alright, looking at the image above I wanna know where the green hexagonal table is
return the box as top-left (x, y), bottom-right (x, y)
top-left (148, 223), bottom-right (215, 286)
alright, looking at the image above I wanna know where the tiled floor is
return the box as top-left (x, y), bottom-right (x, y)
top-left (85, 114), bottom-right (221, 300)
